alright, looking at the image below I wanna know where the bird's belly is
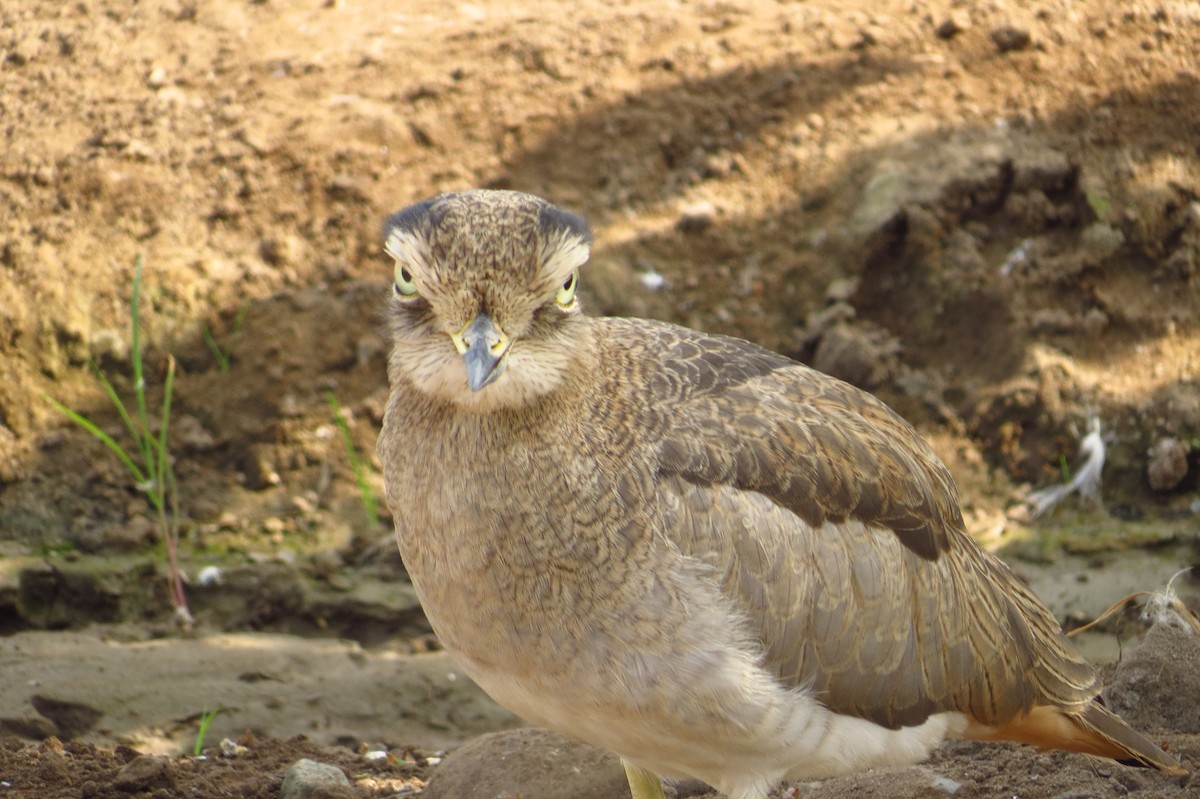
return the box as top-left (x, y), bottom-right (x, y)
top-left (395, 502), bottom-right (967, 792)
top-left (456, 641), bottom-right (967, 793)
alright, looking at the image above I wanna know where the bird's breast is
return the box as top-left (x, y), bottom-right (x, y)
top-left (389, 411), bottom-right (662, 661)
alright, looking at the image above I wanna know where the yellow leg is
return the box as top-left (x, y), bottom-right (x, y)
top-left (621, 760), bottom-right (666, 799)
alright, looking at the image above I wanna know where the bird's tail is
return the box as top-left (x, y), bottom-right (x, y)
top-left (965, 702), bottom-right (1186, 775)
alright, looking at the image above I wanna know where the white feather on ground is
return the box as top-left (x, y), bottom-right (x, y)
top-left (1028, 417), bottom-right (1105, 517)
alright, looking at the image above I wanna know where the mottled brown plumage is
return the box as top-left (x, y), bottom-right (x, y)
top-left (378, 190), bottom-right (1184, 799)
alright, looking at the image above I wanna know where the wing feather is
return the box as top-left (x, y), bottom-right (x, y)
top-left (608, 319), bottom-right (1098, 730)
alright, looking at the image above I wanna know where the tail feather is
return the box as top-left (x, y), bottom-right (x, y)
top-left (964, 703), bottom-right (1186, 775)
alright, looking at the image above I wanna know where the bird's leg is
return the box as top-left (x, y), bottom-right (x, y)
top-left (621, 760), bottom-right (666, 799)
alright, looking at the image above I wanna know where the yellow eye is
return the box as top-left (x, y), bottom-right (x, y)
top-left (394, 262), bottom-right (418, 297)
top-left (556, 271), bottom-right (578, 308)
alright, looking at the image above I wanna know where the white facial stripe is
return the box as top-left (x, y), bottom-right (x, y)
top-left (538, 233), bottom-right (590, 291)
top-left (385, 229), bottom-right (431, 269)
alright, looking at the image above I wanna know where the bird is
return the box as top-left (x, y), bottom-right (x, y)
top-left (377, 189), bottom-right (1185, 799)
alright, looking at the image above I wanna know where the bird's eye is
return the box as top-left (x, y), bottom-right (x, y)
top-left (394, 262), bottom-right (418, 298)
top-left (556, 271), bottom-right (578, 308)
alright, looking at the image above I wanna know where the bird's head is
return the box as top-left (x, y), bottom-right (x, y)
top-left (382, 190), bottom-right (593, 411)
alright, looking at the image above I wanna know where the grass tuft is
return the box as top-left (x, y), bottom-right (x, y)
top-left (194, 707), bottom-right (219, 756)
top-left (43, 256), bottom-right (192, 629)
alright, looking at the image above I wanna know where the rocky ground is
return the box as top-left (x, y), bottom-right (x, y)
top-left (1, 0), bottom-right (1199, 796)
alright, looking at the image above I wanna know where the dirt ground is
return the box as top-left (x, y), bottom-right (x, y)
top-left (2, 0), bottom-right (1199, 796)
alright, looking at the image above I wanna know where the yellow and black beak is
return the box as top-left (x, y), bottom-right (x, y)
top-left (451, 313), bottom-right (511, 392)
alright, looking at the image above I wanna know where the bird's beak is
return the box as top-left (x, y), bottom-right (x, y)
top-left (451, 313), bottom-right (511, 392)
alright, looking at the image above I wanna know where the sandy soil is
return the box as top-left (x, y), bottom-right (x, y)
top-left (2, 0), bottom-right (1199, 796)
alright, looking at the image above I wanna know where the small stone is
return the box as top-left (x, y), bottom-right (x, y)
top-left (197, 565), bottom-right (223, 586)
top-left (124, 139), bottom-right (157, 161)
top-left (1146, 438), bottom-right (1189, 492)
top-left (676, 201), bottom-right (716, 234)
top-left (243, 444), bottom-right (281, 489)
top-left (289, 494), bottom-right (317, 515)
top-left (89, 329), bottom-right (129, 362)
top-left (1165, 247), bottom-right (1195, 280)
top-left (1029, 308), bottom-right (1074, 333)
top-left (1080, 222), bottom-right (1124, 262)
top-left (1080, 307), bottom-right (1108, 335)
top-left (114, 754), bottom-right (175, 792)
top-left (7, 36), bottom-right (42, 66)
top-left (280, 758), bottom-right (351, 799)
top-left (219, 738), bottom-right (249, 757)
top-left (146, 66), bottom-right (168, 88)
top-left (280, 393), bottom-right (303, 418)
top-left (825, 277), bottom-right (859, 304)
top-left (422, 728), bottom-right (626, 799)
top-left (327, 174), bottom-right (367, 202)
top-left (639, 269), bottom-right (665, 291)
top-left (935, 12), bottom-right (970, 39)
top-left (36, 750), bottom-right (70, 786)
top-left (990, 25), bottom-right (1032, 52)
top-left (260, 234), bottom-right (304, 267)
top-left (810, 322), bottom-right (900, 390)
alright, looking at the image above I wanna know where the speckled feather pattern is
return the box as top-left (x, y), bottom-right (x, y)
top-left (377, 190), bottom-right (1183, 797)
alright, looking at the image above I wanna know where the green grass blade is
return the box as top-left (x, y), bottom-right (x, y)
top-left (130, 255), bottom-right (156, 476)
top-left (158, 356), bottom-right (175, 478)
top-left (201, 326), bottom-right (230, 372)
top-left (232, 304), bottom-right (248, 334)
top-left (326, 393), bottom-right (379, 528)
top-left (88, 358), bottom-right (145, 456)
top-left (193, 707), bottom-right (219, 757)
top-left (42, 393), bottom-right (147, 485)
top-left (149, 355), bottom-right (176, 513)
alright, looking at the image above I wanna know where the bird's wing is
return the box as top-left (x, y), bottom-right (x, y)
top-left (614, 320), bottom-right (1099, 729)
top-left (641, 324), bottom-right (959, 561)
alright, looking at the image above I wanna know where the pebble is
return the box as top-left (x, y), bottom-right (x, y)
top-left (243, 444), bottom-right (281, 489)
top-left (280, 758), bottom-right (351, 799)
top-left (639, 269), bottom-right (665, 291)
top-left (990, 25), bottom-right (1032, 52)
top-left (328, 174), bottom-right (367, 202)
top-left (289, 493), bottom-right (317, 515)
top-left (197, 565), bottom-right (223, 586)
top-left (675, 201), bottom-right (716, 234)
top-left (8, 36), bottom-right (41, 66)
top-left (260, 234), bottom-right (304, 267)
top-left (1146, 437), bottom-right (1189, 492)
top-left (422, 728), bottom-right (627, 799)
top-left (113, 754), bottom-right (175, 792)
top-left (220, 738), bottom-right (249, 757)
top-left (89, 329), bottom-right (129, 362)
top-left (935, 12), bottom-right (970, 39)
top-left (36, 750), bottom-right (70, 784)
top-left (1079, 222), bottom-right (1124, 261)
